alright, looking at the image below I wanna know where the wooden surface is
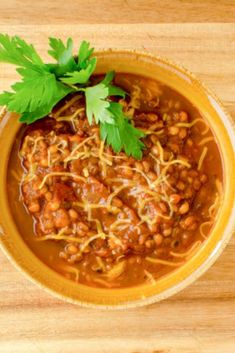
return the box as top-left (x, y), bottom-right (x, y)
top-left (0, 2), bottom-right (235, 352)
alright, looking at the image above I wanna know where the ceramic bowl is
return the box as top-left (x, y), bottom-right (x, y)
top-left (0, 50), bottom-right (234, 308)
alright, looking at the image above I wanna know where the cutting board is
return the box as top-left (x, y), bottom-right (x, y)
top-left (0, 2), bottom-right (235, 352)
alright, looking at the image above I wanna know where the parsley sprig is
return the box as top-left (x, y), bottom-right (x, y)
top-left (0, 34), bottom-right (145, 159)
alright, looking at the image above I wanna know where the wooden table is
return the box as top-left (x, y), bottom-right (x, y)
top-left (0, 2), bottom-right (235, 352)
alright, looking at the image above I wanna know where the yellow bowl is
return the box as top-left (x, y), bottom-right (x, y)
top-left (0, 50), bottom-right (235, 309)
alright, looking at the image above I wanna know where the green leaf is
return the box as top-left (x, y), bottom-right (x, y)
top-left (60, 57), bottom-right (97, 84)
top-left (0, 91), bottom-right (14, 105)
top-left (19, 87), bottom-right (73, 124)
top-left (84, 83), bottom-right (114, 125)
top-left (78, 41), bottom-right (94, 69)
top-left (48, 37), bottom-right (76, 76)
top-left (101, 71), bottom-right (126, 98)
top-left (0, 34), bottom-right (43, 67)
top-left (108, 85), bottom-right (126, 98)
top-left (100, 102), bottom-right (145, 159)
top-left (101, 71), bottom-right (115, 86)
top-left (2, 66), bottom-right (73, 118)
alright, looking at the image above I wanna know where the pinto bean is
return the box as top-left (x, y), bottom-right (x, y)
top-left (179, 202), bottom-right (189, 215)
top-left (54, 209), bottom-right (70, 228)
top-left (28, 202), bottom-right (40, 213)
top-left (170, 194), bottom-right (181, 204)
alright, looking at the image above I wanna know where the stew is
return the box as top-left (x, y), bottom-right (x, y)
top-left (7, 73), bottom-right (223, 288)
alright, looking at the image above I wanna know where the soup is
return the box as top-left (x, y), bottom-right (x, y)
top-left (7, 73), bottom-right (223, 288)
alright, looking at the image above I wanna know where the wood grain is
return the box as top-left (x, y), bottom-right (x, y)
top-left (0, 21), bottom-right (235, 353)
top-left (0, 0), bottom-right (235, 24)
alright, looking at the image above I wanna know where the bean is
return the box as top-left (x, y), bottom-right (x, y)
top-left (112, 198), bottom-right (123, 208)
top-left (163, 228), bottom-right (172, 237)
top-left (68, 209), bottom-right (79, 220)
top-left (147, 171), bottom-right (157, 181)
top-left (182, 232), bottom-right (191, 244)
top-left (119, 167), bottom-right (133, 177)
top-left (178, 128), bottom-right (187, 139)
top-left (44, 219), bottom-right (54, 230)
top-left (39, 140), bottom-right (47, 149)
top-left (170, 194), bottom-right (181, 204)
top-left (187, 177), bottom-right (193, 184)
top-left (145, 239), bottom-right (155, 248)
top-left (77, 222), bottom-right (89, 232)
top-left (186, 138), bottom-right (193, 146)
top-left (180, 170), bottom-right (188, 179)
top-left (49, 145), bottom-right (57, 153)
top-left (136, 256), bottom-right (142, 264)
top-left (135, 161), bottom-right (143, 171)
top-left (184, 216), bottom-right (196, 228)
top-left (45, 191), bottom-right (52, 201)
top-left (40, 158), bottom-right (48, 167)
top-left (63, 148), bottom-right (70, 157)
top-left (184, 188), bottom-right (193, 198)
top-left (177, 181), bottom-right (186, 191)
top-left (154, 233), bottom-right (163, 245)
top-left (151, 145), bottom-right (159, 156)
top-left (179, 111), bottom-right (188, 122)
top-left (200, 174), bottom-right (208, 184)
top-left (54, 209), bottom-right (70, 228)
top-left (66, 244), bottom-right (78, 255)
top-left (142, 160), bottom-right (150, 173)
top-left (179, 202), bottom-right (189, 214)
top-left (40, 186), bottom-right (48, 195)
top-left (193, 179), bottom-right (201, 190)
top-left (168, 142), bottom-right (180, 154)
top-left (48, 200), bottom-right (61, 211)
top-left (28, 202), bottom-right (40, 213)
top-left (150, 135), bottom-right (158, 144)
top-left (139, 235), bottom-right (146, 245)
top-left (69, 135), bottom-right (81, 143)
top-left (159, 202), bottom-right (167, 213)
top-left (169, 126), bottom-right (179, 135)
top-left (148, 223), bottom-right (158, 233)
top-left (147, 113), bottom-right (158, 122)
top-left (59, 251), bottom-right (68, 260)
top-left (189, 170), bottom-right (198, 178)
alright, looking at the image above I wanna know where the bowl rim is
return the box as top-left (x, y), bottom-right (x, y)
top-left (0, 48), bottom-right (235, 309)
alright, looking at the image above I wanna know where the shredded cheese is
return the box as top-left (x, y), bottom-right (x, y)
top-left (198, 136), bottom-right (214, 146)
top-left (144, 270), bottom-right (156, 284)
top-left (80, 233), bottom-right (106, 252)
top-left (110, 219), bottom-right (131, 231)
top-left (58, 264), bottom-right (80, 282)
top-left (197, 146), bottom-right (208, 170)
top-left (106, 184), bottom-right (130, 207)
top-left (139, 129), bottom-right (164, 136)
top-left (37, 234), bottom-right (83, 243)
top-left (53, 95), bottom-right (82, 118)
top-left (116, 166), bottom-right (152, 187)
top-left (176, 118), bottom-right (209, 135)
top-left (74, 201), bottom-right (120, 213)
top-left (39, 172), bottom-right (86, 189)
top-left (56, 107), bottom-right (84, 124)
top-left (146, 257), bottom-right (185, 267)
top-left (170, 240), bottom-right (202, 259)
top-left (99, 140), bottom-right (107, 177)
top-left (199, 221), bottom-right (213, 239)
